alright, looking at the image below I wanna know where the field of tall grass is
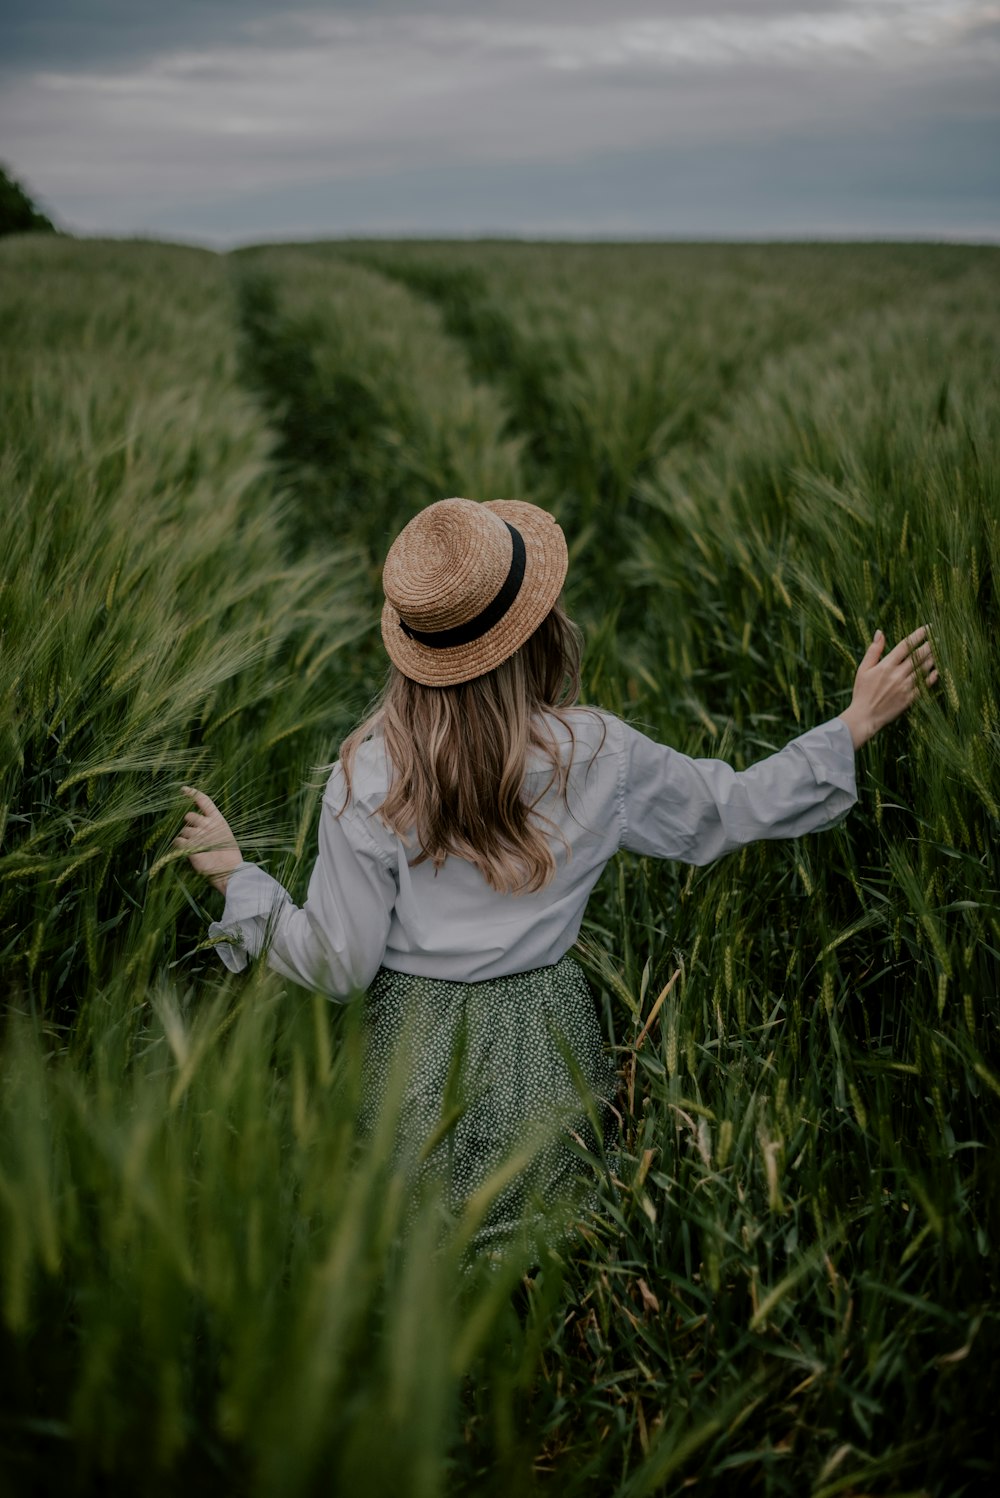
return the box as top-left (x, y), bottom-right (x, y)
top-left (1, 231), bottom-right (998, 1496)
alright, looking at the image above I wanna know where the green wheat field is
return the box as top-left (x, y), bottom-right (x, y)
top-left (1, 234), bottom-right (998, 1496)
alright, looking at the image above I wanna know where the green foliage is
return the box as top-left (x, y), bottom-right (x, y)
top-left (233, 248), bottom-right (524, 564)
top-left (0, 237), bottom-right (377, 1016)
top-left (0, 162), bottom-right (57, 237)
top-left (2, 234), bottom-right (999, 1495)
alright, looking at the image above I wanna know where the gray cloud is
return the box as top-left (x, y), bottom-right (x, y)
top-left (1, 1), bottom-right (997, 241)
top-left (0, 1), bottom-right (859, 70)
top-left (53, 117), bottom-right (996, 247)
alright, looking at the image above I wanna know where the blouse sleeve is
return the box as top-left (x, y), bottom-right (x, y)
top-left (619, 716), bottom-right (857, 865)
top-left (206, 768), bottom-right (397, 1000)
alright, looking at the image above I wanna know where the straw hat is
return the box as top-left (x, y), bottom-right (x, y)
top-left (380, 497), bottom-right (568, 686)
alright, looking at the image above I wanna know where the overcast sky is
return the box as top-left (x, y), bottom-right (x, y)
top-left (2, 0), bottom-right (998, 243)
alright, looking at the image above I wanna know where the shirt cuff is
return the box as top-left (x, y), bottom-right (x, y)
top-left (790, 716), bottom-right (858, 805)
top-left (207, 861), bottom-right (292, 973)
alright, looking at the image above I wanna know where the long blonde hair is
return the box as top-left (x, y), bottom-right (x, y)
top-left (340, 602), bottom-right (589, 894)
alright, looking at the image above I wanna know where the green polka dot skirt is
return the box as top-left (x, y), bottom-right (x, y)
top-left (359, 955), bottom-right (617, 1254)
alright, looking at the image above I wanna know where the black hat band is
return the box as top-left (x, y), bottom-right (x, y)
top-left (398, 523), bottom-right (527, 649)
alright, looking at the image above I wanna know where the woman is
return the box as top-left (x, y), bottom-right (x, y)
top-left (176, 497), bottom-right (936, 1246)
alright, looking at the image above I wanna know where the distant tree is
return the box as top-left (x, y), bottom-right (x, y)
top-left (0, 163), bottom-right (57, 237)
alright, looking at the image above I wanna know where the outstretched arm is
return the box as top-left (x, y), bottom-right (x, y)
top-left (619, 625), bottom-right (937, 866)
top-left (175, 778), bottom-right (396, 998)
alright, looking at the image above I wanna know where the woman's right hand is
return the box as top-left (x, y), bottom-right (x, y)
top-left (838, 625), bottom-right (938, 750)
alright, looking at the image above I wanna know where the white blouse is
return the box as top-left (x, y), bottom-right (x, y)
top-left (208, 710), bottom-right (857, 998)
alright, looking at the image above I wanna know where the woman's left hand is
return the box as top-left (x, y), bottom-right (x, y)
top-left (174, 787), bottom-right (243, 895)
